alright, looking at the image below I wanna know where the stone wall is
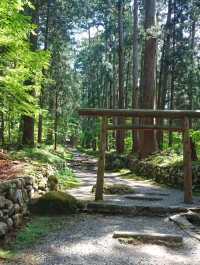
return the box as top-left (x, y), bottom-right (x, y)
top-left (128, 157), bottom-right (200, 187)
top-left (0, 168), bottom-right (51, 238)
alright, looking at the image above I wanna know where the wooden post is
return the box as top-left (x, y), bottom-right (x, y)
top-left (183, 117), bottom-right (193, 204)
top-left (95, 117), bottom-right (107, 201)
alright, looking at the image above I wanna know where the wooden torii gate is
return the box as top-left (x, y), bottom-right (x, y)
top-left (79, 109), bottom-right (200, 204)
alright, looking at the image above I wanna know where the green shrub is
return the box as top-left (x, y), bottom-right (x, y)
top-left (29, 191), bottom-right (84, 215)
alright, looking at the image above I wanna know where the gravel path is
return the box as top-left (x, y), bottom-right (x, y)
top-left (69, 151), bottom-right (200, 208)
top-left (4, 151), bottom-right (200, 265)
top-left (6, 214), bottom-right (200, 265)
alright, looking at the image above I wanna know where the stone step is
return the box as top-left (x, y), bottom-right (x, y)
top-left (125, 195), bottom-right (163, 201)
top-left (113, 231), bottom-right (183, 244)
top-left (144, 192), bottom-right (170, 197)
top-left (86, 202), bottom-right (189, 216)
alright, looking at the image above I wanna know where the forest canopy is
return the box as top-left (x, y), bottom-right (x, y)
top-left (0, 0), bottom-right (200, 157)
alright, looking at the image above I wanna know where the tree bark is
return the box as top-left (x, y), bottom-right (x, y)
top-left (38, 0), bottom-right (50, 144)
top-left (132, 0), bottom-right (140, 153)
top-left (0, 112), bottom-right (4, 146)
top-left (157, 0), bottom-right (172, 149)
top-left (54, 90), bottom-right (58, 151)
top-left (139, 0), bottom-right (158, 158)
top-left (169, 0), bottom-right (176, 147)
top-left (116, 0), bottom-right (125, 154)
top-left (22, 2), bottom-right (39, 146)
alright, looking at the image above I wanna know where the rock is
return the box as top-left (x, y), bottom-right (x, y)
top-left (185, 211), bottom-right (200, 226)
top-left (14, 179), bottom-right (23, 189)
top-left (13, 214), bottom-right (23, 227)
top-left (0, 210), bottom-right (3, 219)
top-left (0, 196), bottom-right (6, 208)
top-left (29, 191), bottom-right (83, 215)
top-left (86, 202), bottom-right (187, 217)
top-left (7, 218), bottom-right (14, 230)
top-left (22, 190), bottom-right (29, 203)
top-left (24, 176), bottom-right (34, 186)
top-left (125, 195), bottom-right (163, 201)
top-left (0, 222), bottom-right (8, 237)
top-left (5, 200), bottom-right (14, 216)
top-left (0, 182), bottom-right (10, 194)
top-left (26, 185), bottom-right (33, 192)
top-left (48, 175), bottom-right (59, 191)
top-left (13, 190), bottom-right (24, 205)
top-left (113, 231), bottom-right (183, 245)
top-left (38, 179), bottom-right (47, 191)
top-left (14, 203), bottom-right (21, 213)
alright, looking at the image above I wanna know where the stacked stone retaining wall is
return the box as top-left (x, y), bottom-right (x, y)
top-left (0, 168), bottom-right (50, 238)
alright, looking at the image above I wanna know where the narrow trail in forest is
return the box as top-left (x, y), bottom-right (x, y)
top-left (68, 150), bottom-right (200, 209)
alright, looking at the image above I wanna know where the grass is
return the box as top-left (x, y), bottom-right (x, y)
top-left (56, 168), bottom-right (80, 189)
top-left (77, 146), bottom-right (98, 157)
top-left (12, 216), bottom-right (68, 250)
top-left (9, 144), bottom-right (80, 190)
top-left (1, 216), bottom-right (70, 261)
top-left (10, 144), bottom-right (73, 166)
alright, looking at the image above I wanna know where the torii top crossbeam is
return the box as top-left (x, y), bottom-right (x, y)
top-left (79, 108), bottom-right (200, 118)
top-left (79, 108), bottom-right (199, 204)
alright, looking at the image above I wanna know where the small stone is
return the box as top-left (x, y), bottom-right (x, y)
top-left (38, 179), bottom-right (47, 191)
top-left (13, 190), bottom-right (24, 205)
top-left (0, 196), bottom-right (6, 208)
top-left (13, 214), bottom-right (23, 227)
top-left (7, 218), bottom-right (14, 230)
top-left (0, 210), bottom-right (3, 219)
top-left (22, 190), bottom-right (29, 203)
top-left (0, 222), bottom-right (8, 237)
top-left (14, 203), bottom-right (21, 213)
top-left (26, 185), bottom-right (33, 192)
top-left (14, 179), bottom-right (23, 189)
top-left (24, 176), bottom-right (34, 186)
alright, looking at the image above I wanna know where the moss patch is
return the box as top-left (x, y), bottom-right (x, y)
top-left (29, 191), bottom-right (84, 215)
top-left (92, 183), bottom-right (135, 195)
top-left (0, 249), bottom-right (15, 261)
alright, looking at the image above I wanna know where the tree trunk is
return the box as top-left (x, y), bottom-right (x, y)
top-left (22, 3), bottom-right (39, 146)
top-left (22, 116), bottom-right (35, 146)
top-left (157, 0), bottom-right (172, 149)
top-left (116, 0), bottom-right (125, 154)
top-left (0, 112), bottom-right (4, 146)
top-left (38, 0), bottom-right (50, 144)
top-left (139, 0), bottom-right (157, 158)
top-left (169, 0), bottom-right (176, 147)
top-left (132, 0), bottom-right (140, 153)
top-left (188, 2), bottom-right (196, 127)
top-left (54, 90), bottom-right (58, 151)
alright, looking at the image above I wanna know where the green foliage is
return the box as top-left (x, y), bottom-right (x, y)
top-left (56, 168), bottom-right (80, 189)
top-left (0, 0), bottom-right (49, 116)
top-left (11, 216), bottom-right (70, 250)
top-left (0, 249), bottom-right (15, 261)
top-left (144, 150), bottom-right (183, 168)
top-left (29, 191), bottom-right (83, 215)
top-left (10, 145), bottom-right (73, 165)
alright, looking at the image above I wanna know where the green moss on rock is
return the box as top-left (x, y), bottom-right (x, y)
top-left (48, 175), bottom-right (59, 191)
top-left (29, 191), bottom-right (83, 215)
top-left (92, 183), bottom-right (135, 195)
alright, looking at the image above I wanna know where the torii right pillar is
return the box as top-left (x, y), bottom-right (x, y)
top-left (183, 116), bottom-right (193, 204)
